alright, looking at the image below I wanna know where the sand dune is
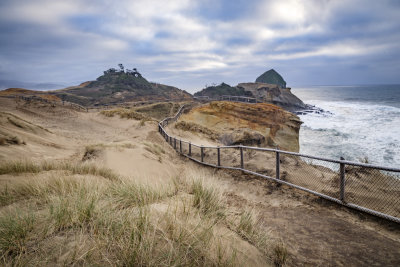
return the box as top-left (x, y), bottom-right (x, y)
top-left (0, 96), bottom-right (399, 266)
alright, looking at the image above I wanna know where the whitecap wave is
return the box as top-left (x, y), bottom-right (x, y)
top-left (298, 100), bottom-right (400, 167)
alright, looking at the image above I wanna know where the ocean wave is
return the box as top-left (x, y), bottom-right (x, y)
top-left (298, 100), bottom-right (400, 166)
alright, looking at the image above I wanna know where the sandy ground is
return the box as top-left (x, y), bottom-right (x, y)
top-left (0, 97), bottom-right (399, 266)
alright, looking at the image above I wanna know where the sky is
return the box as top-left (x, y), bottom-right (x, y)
top-left (0, 0), bottom-right (399, 93)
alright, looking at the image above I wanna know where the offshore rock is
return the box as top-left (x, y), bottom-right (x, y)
top-left (237, 82), bottom-right (306, 112)
top-left (255, 69), bottom-right (287, 88)
top-left (177, 101), bottom-right (302, 152)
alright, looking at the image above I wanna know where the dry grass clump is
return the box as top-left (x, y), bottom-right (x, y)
top-left (234, 210), bottom-right (269, 255)
top-left (139, 118), bottom-right (146, 126)
top-left (0, 162), bottom-right (273, 266)
top-left (134, 102), bottom-right (181, 120)
top-left (82, 143), bottom-right (136, 161)
top-left (82, 145), bottom-right (103, 161)
top-left (273, 241), bottom-right (288, 267)
top-left (100, 108), bottom-right (151, 121)
top-left (175, 121), bottom-right (219, 140)
top-left (0, 160), bottom-right (119, 181)
top-left (191, 178), bottom-right (225, 218)
top-left (0, 209), bottom-right (35, 257)
top-left (109, 181), bottom-right (176, 208)
top-left (143, 142), bottom-right (165, 162)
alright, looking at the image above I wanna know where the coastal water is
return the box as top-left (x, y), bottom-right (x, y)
top-left (292, 85), bottom-right (400, 168)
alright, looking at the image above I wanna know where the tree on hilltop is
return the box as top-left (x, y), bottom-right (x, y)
top-left (103, 68), bottom-right (117, 75)
top-left (118, 64), bottom-right (125, 72)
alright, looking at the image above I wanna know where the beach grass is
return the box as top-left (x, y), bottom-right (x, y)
top-left (0, 161), bottom-right (272, 266)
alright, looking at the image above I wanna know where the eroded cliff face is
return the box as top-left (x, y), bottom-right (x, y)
top-left (176, 101), bottom-right (302, 152)
top-left (237, 82), bottom-right (305, 111)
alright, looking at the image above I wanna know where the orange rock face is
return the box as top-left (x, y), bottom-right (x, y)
top-left (178, 101), bottom-right (302, 152)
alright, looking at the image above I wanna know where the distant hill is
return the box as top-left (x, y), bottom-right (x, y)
top-left (255, 69), bottom-right (286, 88)
top-left (194, 83), bottom-right (252, 98)
top-left (0, 79), bottom-right (65, 90)
top-left (0, 87), bottom-right (62, 102)
top-left (52, 65), bottom-right (192, 106)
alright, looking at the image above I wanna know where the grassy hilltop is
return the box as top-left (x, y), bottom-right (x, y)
top-left (53, 64), bottom-right (192, 106)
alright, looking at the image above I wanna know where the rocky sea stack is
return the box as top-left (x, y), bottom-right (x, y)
top-left (255, 69), bottom-right (287, 88)
top-left (194, 69), bottom-right (306, 112)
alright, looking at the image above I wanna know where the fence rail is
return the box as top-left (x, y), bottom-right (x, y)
top-left (194, 95), bottom-right (258, 103)
top-left (158, 105), bottom-right (400, 224)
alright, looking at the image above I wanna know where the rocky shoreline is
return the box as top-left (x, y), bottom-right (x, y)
top-left (294, 104), bottom-right (333, 116)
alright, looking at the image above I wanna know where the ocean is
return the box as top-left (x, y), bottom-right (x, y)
top-left (292, 85), bottom-right (400, 168)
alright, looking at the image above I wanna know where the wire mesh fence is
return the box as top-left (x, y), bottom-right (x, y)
top-left (279, 154), bottom-right (341, 199)
top-left (344, 166), bottom-right (400, 219)
top-left (158, 105), bottom-right (400, 223)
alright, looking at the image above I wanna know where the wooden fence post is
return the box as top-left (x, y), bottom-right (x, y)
top-left (189, 142), bottom-right (192, 157)
top-left (217, 146), bottom-right (221, 167)
top-left (201, 146), bottom-right (204, 162)
top-left (240, 145), bottom-right (244, 169)
top-left (276, 151), bottom-right (280, 180)
top-left (340, 157), bottom-right (346, 202)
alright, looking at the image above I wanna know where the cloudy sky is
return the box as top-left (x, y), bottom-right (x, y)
top-left (0, 0), bottom-right (399, 92)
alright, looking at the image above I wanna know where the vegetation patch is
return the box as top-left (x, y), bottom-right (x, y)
top-left (235, 210), bottom-right (269, 252)
top-left (175, 121), bottom-right (219, 140)
top-left (273, 241), bottom-right (288, 267)
top-left (194, 82), bottom-right (253, 98)
top-left (143, 142), bottom-right (165, 162)
top-left (134, 102), bottom-right (181, 120)
top-left (109, 181), bottom-right (175, 208)
top-left (100, 108), bottom-right (151, 121)
top-left (82, 145), bottom-right (103, 161)
top-left (0, 209), bottom-right (35, 257)
top-left (0, 160), bottom-right (119, 181)
top-left (0, 162), bottom-right (273, 266)
top-left (191, 179), bottom-right (224, 218)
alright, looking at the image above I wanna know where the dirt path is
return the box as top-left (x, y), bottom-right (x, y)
top-left (206, 168), bottom-right (400, 266)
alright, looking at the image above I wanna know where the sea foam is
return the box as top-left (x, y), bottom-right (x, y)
top-left (298, 100), bottom-right (400, 167)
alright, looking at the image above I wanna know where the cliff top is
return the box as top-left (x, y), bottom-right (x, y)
top-left (177, 101), bottom-right (301, 151)
top-left (194, 82), bottom-right (252, 98)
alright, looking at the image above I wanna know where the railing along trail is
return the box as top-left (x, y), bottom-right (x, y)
top-left (158, 104), bottom-right (400, 224)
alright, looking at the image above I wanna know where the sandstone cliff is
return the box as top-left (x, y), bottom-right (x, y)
top-left (237, 82), bottom-right (306, 111)
top-left (176, 101), bottom-right (302, 152)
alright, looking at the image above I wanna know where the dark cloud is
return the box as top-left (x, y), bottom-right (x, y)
top-left (0, 0), bottom-right (399, 92)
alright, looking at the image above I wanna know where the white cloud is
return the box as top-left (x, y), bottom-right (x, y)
top-left (0, 0), bottom-right (94, 25)
top-left (268, 42), bottom-right (392, 60)
top-left (98, 38), bottom-right (129, 51)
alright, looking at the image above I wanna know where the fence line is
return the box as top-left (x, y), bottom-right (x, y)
top-left (194, 95), bottom-right (258, 103)
top-left (158, 104), bottom-right (400, 224)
